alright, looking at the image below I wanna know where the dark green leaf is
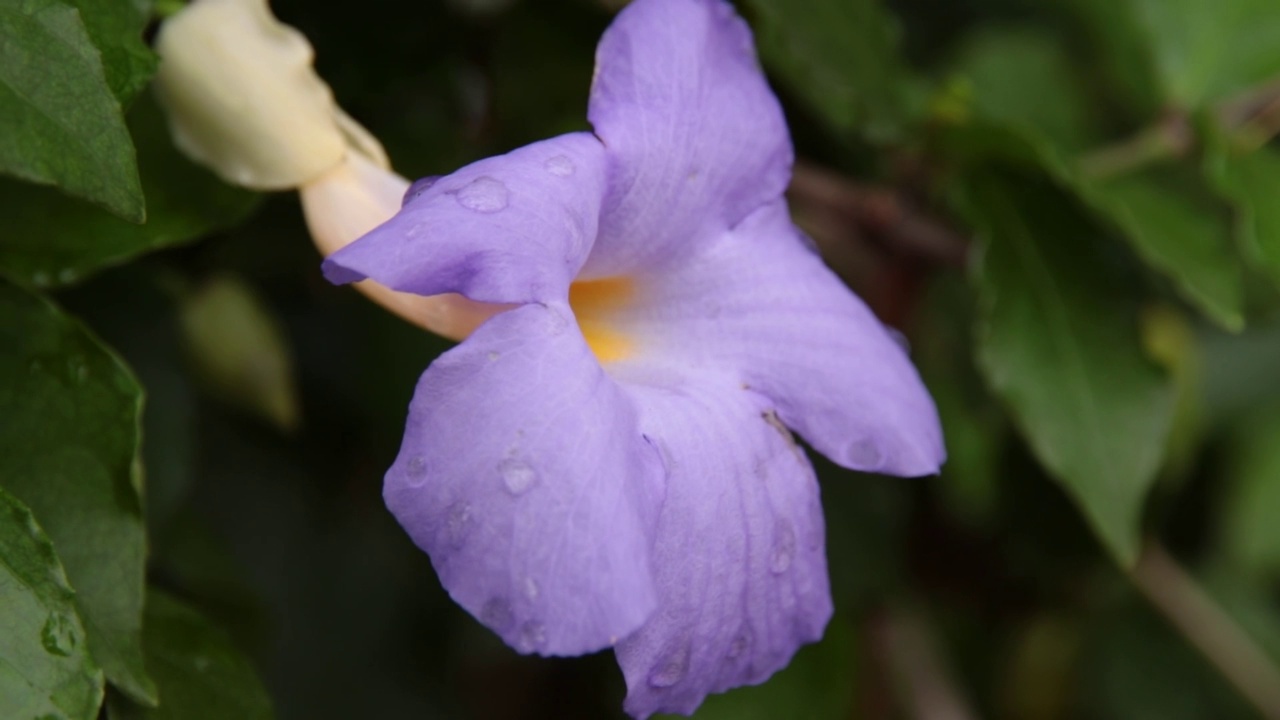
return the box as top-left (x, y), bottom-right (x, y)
top-left (0, 487), bottom-right (104, 720)
top-left (66, 0), bottom-right (158, 106)
top-left (665, 618), bottom-right (856, 720)
top-left (106, 591), bottom-right (274, 720)
top-left (1081, 165), bottom-right (1244, 331)
top-left (951, 26), bottom-right (1102, 153)
top-left (1220, 406), bottom-right (1280, 576)
top-left (1049, 0), bottom-right (1163, 121)
top-left (959, 171), bottom-right (1175, 565)
top-left (0, 0), bottom-right (143, 220)
top-left (1212, 146), bottom-right (1280, 288)
top-left (742, 0), bottom-right (913, 142)
top-left (0, 281), bottom-right (156, 703)
top-left (1132, 0), bottom-right (1280, 107)
top-left (0, 95), bottom-right (259, 288)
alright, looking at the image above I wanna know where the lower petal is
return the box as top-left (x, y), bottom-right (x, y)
top-left (613, 372), bottom-right (833, 718)
top-left (386, 303), bottom-right (665, 655)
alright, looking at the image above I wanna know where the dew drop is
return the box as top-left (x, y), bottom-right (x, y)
top-left (543, 155), bottom-right (575, 177)
top-left (847, 438), bottom-right (882, 470)
top-left (770, 519), bottom-right (796, 574)
top-left (523, 576), bottom-right (540, 601)
top-left (647, 644), bottom-right (690, 688)
top-left (456, 176), bottom-right (509, 212)
top-left (444, 501), bottom-right (472, 548)
top-left (480, 597), bottom-right (514, 632)
top-left (500, 458), bottom-right (537, 495)
top-left (404, 455), bottom-right (427, 486)
top-left (31, 271), bottom-right (51, 287)
top-left (57, 268), bottom-right (76, 284)
top-left (727, 625), bottom-right (753, 659)
top-left (41, 613), bottom-right (76, 657)
top-left (518, 620), bottom-right (547, 651)
top-left (402, 175), bottom-right (441, 206)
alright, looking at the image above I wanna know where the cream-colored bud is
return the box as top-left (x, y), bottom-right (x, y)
top-left (153, 0), bottom-right (386, 189)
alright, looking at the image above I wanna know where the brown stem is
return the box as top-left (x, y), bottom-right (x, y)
top-left (788, 162), bottom-right (970, 267)
top-left (875, 607), bottom-right (980, 720)
top-left (1131, 542), bottom-right (1280, 720)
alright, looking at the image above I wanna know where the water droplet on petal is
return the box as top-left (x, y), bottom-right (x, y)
top-left (444, 501), bottom-right (472, 548)
top-left (847, 438), bottom-right (882, 469)
top-left (524, 576), bottom-right (540, 601)
top-left (518, 620), bottom-right (547, 651)
top-left (481, 597), bottom-right (514, 632)
top-left (456, 176), bottom-right (509, 212)
top-left (402, 175), bottom-right (441, 206)
top-left (500, 458), bottom-right (537, 495)
top-left (543, 155), bottom-right (575, 177)
top-left (404, 455), bottom-right (427, 486)
top-left (770, 519), bottom-right (796, 574)
top-left (727, 625), bottom-right (753, 659)
top-left (647, 643), bottom-right (691, 688)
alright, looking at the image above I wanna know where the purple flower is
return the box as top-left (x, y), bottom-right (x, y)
top-left (324, 0), bottom-right (944, 715)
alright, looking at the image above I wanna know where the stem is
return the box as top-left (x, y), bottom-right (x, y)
top-left (1130, 542), bottom-right (1280, 720)
top-left (875, 607), bottom-right (979, 720)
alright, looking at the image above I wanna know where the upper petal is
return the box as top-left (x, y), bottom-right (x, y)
top-left (610, 201), bottom-right (945, 476)
top-left (584, 0), bottom-right (793, 276)
top-left (613, 373), bottom-right (833, 719)
top-left (323, 132), bottom-right (607, 304)
top-left (385, 302), bottom-right (666, 655)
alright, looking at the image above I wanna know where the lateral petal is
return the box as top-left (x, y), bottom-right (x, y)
top-left (324, 132), bottom-right (607, 304)
top-left (385, 302), bottom-right (665, 655)
top-left (611, 201), bottom-right (945, 476)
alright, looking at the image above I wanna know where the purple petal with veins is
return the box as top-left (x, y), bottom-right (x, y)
top-left (324, 0), bottom-right (944, 717)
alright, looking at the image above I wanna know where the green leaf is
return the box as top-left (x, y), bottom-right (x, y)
top-left (0, 487), bottom-right (104, 720)
top-left (65, 0), bottom-right (158, 106)
top-left (1049, 0), bottom-right (1163, 122)
top-left (1132, 0), bottom-right (1280, 107)
top-left (1080, 165), bottom-right (1244, 331)
top-left (0, 281), bottom-right (156, 704)
top-left (0, 95), bottom-right (260, 288)
top-left (959, 171), bottom-right (1175, 565)
top-left (950, 26), bottom-right (1102, 154)
top-left (106, 591), bottom-right (274, 720)
top-left (0, 0), bottom-right (143, 220)
top-left (1212, 146), bottom-right (1280, 288)
top-left (1220, 406), bottom-right (1280, 576)
top-left (742, 0), bottom-right (913, 142)
top-left (665, 618), bottom-right (856, 720)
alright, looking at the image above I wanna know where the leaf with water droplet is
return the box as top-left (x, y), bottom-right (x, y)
top-left (0, 281), bottom-right (156, 703)
top-left (0, 487), bottom-right (103, 720)
top-left (105, 590), bottom-right (274, 720)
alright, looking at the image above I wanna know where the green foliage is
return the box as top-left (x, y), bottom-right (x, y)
top-left (1212, 146), bottom-right (1280, 287)
top-left (959, 171), bottom-right (1174, 564)
top-left (65, 0), bottom-right (157, 106)
top-left (1132, 0), bottom-right (1280, 107)
top-left (0, 0), bottom-right (143, 220)
top-left (1083, 164), bottom-right (1244, 331)
top-left (0, 96), bottom-right (260, 288)
top-left (743, 0), bottom-right (915, 142)
top-left (106, 591), bottom-right (274, 720)
top-left (0, 488), bottom-right (103, 720)
top-left (0, 281), bottom-right (156, 704)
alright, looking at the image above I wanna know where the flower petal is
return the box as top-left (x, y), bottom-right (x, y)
top-left (584, 0), bottom-right (792, 276)
top-left (323, 132), bottom-right (607, 304)
top-left (613, 201), bottom-right (944, 476)
top-left (613, 373), bottom-right (832, 719)
top-left (385, 302), bottom-right (666, 655)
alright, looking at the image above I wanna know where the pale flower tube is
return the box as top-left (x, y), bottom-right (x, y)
top-left (153, 0), bottom-right (499, 340)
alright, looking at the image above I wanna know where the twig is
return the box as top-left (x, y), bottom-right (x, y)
top-left (788, 162), bottom-right (970, 267)
top-left (874, 606), bottom-right (980, 720)
top-left (1130, 542), bottom-right (1280, 720)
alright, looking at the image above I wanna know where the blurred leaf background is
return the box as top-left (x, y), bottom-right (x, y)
top-left (4, 0), bottom-right (1280, 718)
